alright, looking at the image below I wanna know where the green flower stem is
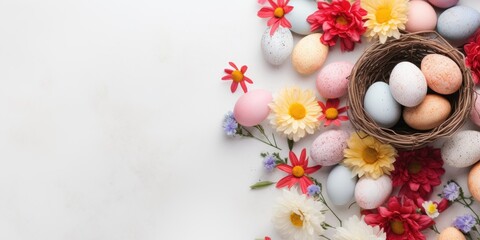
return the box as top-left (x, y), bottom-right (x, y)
top-left (319, 190), bottom-right (342, 227)
top-left (456, 197), bottom-right (480, 223)
top-left (431, 224), bottom-right (440, 234)
top-left (320, 235), bottom-right (332, 240)
top-left (240, 126), bottom-right (281, 150)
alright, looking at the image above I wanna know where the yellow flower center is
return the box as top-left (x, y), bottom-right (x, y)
top-left (231, 70), bottom-right (244, 82)
top-left (375, 6), bottom-right (392, 24)
top-left (292, 166), bottom-right (305, 178)
top-left (290, 212), bottom-right (303, 227)
top-left (363, 147), bottom-right (378, 164)
top-left (336, 16), bottom-right (348, 25)
top-left (325, 108), bottom-right (339, 120)
top-left (426, 203), bottom-right (438, 215)
top-left (390, 220), bottom-right (405, 235)
top-left (274, 7), bottom-right (284, 18)
top-left (289, 103), bottom-right (306, 120)
top-left (408, 162), bottom-right (422, 174)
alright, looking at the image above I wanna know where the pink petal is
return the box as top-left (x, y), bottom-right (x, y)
top-left (243, 76), bottom-right (253, 84)
top-left (229, 62), bottom-right (238, 70)
top-left (240, 81), bottom-right (248, 93)
top-left (241, 65), bottom-right (248, 73)
top-left (231, 82), bottom-right (238, 93)
top-left (221, 75), bottom-right (232, 80)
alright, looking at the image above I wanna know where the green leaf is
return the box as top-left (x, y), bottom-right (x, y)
top-left (250, 181), bottom-right (275, 190)
top-left (288, 138), bottom-right (294, 151)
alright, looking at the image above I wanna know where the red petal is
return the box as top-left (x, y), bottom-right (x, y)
top-left (243, 76), bottom-right (253, 84)
top-left (257, 8), bottom-right (274, 18)
top-left (337, 106), bottom-right (348, 113)
top-left (276, 164), bottom-right (293, 173)
top-left (299, 177), bottom-right (312, 194)
top-left (327, 98), bottom-right (340, 108)
top-left (305, 165), bottom-right (321, 174)
top-left (224, 69), bottom-right (233, 74)
top-left (229, 62), bottom-right (238, 70)
top-left (221, 75), bottom-right (232, 80)
top-left (337, 116), bottom-right (349, 121)
top-left (276, 176), bottom-right (293, 189)
top-left (269, 21), bottom-right (280, 36)
top-left (298, 148), bottom-right (307, 165)
top-left (289, 151), bottom-right (300, 166)
top-left (318, 101), bottom-right (327, 111)
top-left (231, 82), bottom-right (238, 93)
top-left (268, 0), bottom-right (278, 8)
top-left (241, 65), bottom-right (248, 73)
top-left (240, 81), bottom-right (248, 93)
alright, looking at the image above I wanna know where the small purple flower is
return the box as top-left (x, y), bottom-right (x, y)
top-left (223, 111), bottom-right (238, 136)
top-left (443, 182), bottom-right (460, 201)
top-left (263, 155), bottom-right (276, 171)
top-left (307, 184), bottom-right (321, 197)
top-left (453, 214), bottom-right (477, 233)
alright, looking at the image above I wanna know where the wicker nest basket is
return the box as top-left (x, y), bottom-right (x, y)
top-left (348, 31), bottom-right (474, 149)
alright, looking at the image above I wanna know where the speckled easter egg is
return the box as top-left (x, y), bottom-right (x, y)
top-left (389, 61), bottom-right (427, 107)
top-left (261, 26), bottom-right (293, 65)
top-left (406, 1), bottom-right (437, 32)
top-left (310, 130), bottom-right (350, 166)
top-left (403, 94), bottom-right (451, 130)
top-left (442, 130), bottom-right (480, 168)
top-left (292, 33), bottom-right (329, 75)
top-left (233, 89), bottom-right (272, 127)
top-left (428, 0), bottom-right (458, 9)
top-left (470, 92), bottom-right (480, 127)
top-left (288, 0), bottom-right (318, 35)
top-left (438, 227), bottom-right (466, 240)
top-left (437, 6), bottom-right (480, 44)
top-left (316, 62), bottom-right (353, 99)
top-left (364, 82), bottom-right (402, 128)
top-left (468, 161), bottom-right (480, 202)
top-left (327, 165), bottom-right (357, 206)
top-left (421, 54), bottom-right (462, 95)
top-left (355, 175), bottom-right (392, 210)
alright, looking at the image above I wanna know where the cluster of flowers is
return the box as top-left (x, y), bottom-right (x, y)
top-left (257, 0), bottom-right (408, 51)
top-left (223, 110), bottom-right (480, 239)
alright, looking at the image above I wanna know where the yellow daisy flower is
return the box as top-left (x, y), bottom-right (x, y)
top-left (269, 87), bottom-right (321, 142)
top-left (361, 0), bottom-right (409, 44)
top-left (343, 132), bottom-right (397, 179)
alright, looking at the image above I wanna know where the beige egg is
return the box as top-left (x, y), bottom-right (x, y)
top-left (421, 54), bottom-right (462, 95)
top-left (403, 94), bottom-right (451, 130)
top-left (438, 227), bottom-right (466, 240)
top-left (291, 33), bottom-right (329, 75)
top-left (468, 161), bottom-right (480, 202)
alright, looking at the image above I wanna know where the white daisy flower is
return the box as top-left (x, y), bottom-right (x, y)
top-left (272, 187), bottom-right (326, 240)
top-left (422, 201), bottom-right (439, 219)
top-left (333, 215), bottom-right (386, 240)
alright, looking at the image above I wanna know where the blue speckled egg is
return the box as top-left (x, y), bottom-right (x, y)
top-left (437, 6), bottom-right (480, 44)
top-left (288, 0), bottom-right (318, 35)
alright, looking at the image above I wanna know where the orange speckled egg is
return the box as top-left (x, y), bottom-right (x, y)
top-left (438, 227), bottom-right (466, 240)
top-left (421, 54), bottom-right (462, 95)
top-left (468, 161), bottom-right (480, 202)
top-left (403, 94), bottom-right (451, 130)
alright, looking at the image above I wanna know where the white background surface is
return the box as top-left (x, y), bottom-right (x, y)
top-left (0, 0), bottom-right (480, 239)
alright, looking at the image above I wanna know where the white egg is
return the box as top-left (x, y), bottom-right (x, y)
top-left (442, 130), bottom-right (480, 168)
top-left (261, 26), bottom-right (293, 65)
top-left (288, 0), bottom-right (318, 35)
top-left (389, 62), bottom-right (427, 107)
top-left (364, 82), bottom-right (401, 128)
top-left (355, 175), bottom-right (392, 210)
top-left (326, 165), bottom-right (357, 206)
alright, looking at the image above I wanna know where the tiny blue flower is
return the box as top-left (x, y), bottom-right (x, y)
top-left (263, 155), bottom-right (276, 171)
top-left (453, 214), bottom-right (476, 233)
top-left (222, 111), bottom-right (238, 136)
top-left (443, 182), bottom-right (460, 201)
top-left (307, 184), bottom-right (321, 197)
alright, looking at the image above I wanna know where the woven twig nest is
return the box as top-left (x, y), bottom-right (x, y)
top-left (348, 31), bottom-right (474, 149)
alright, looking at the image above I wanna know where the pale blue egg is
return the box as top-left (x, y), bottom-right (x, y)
top-left (288, 0), bottom-right (318, 36)
top-left (437, 6), bottom-right (480, 44)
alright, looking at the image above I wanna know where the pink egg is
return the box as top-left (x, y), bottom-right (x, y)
top-left (470, 92), bottom-right (480, 127)
top-left (233, 89), bottom-right (272, 127)
top-left (316, 62), bottom-right (353, 99)
top-left (406, 1), bottom-right (437, 32)
top-left (428, 0), bottom-right (458, 9)
top-left (310, 130), bottom-right (350, 166)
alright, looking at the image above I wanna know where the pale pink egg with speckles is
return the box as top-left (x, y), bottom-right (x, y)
top-left (233, 89), bottom-right (272, 127)
top-left (355, 175), bottom-right (392, 209)
top-left (316, 62), bottom-right (353, 99)
top-left (310, 130), bottom-right (350, 166)
top-left (421, 54), bottom-right (462, 95)
top-left (470, 92), bottom-right (480, 127)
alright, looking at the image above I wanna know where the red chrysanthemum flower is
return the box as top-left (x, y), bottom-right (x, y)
top-left (257, 0), bottom-right (293, 36)
top-left (276, 148), bottom-right (321, 194)
top-left (364, 196), bottom-right (434, 240)
top-left (391, 146), bottom-right (445, 200)
top-left (221, 62), bottom-right (253, 93)
top-left (318, 98), bottom-right (348, 127)
top-left (465, 30), bottom-right (480, 84)
top-left (307, 0), bottom-right (366, 52)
